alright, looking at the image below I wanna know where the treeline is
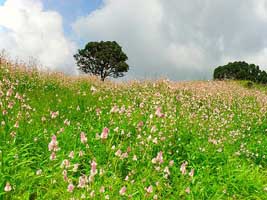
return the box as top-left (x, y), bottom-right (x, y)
top-left (213, 61), bottom-right (267, 84)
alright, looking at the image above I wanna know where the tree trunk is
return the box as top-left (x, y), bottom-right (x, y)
top-left (101, 76), bottom-right (105, 81)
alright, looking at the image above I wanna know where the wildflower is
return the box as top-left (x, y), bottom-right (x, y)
top-left (61, 159), bottom-right (70, 168)
top-left (152, 151), bottom-right (163, 164)
top-left (101, 127), bottom-right (109, 139)
top-left (10, 131), bottom-right (16, 138)
top-left (133, 155), bottom-right (137, 161)
top-left (100, 186), bottom-right (105, 193)
top-left (14, 121), bottom-right (19, 128)
top-left (77, 175), bottom-right (87, 188)
top-left (64, 119), bottom-right (70, 126)
top-left (6, 88), bottom-right (13, 97)
top-left (48, 135), bottom-right (59, 152)
top-left (90, 160), bottom-right (97, 175)
top-left (169, 160), bottom-right (174, 167)
top-left (110, 105), bottom-right (119, 113)
top-left (115, 149), bottom-right (122, 157)
top-left (36, 169), bottom-right (42, 175)
top-left (69, 151), bottom-right (74, 159)
top-left (121, 152), bottom-right (128, 159)
top-left (41, 116), bottom-right (46, 122)
top-left (73, 163), bottom-right (79, 172)
top-left (79, 150), bottom-right (84, 157)
top-left (50, 111), bottom-right (59, 119)
top-left (145, 185), bottom-right (153, 193)
top-left (164, 166), bottom-right (170, 176)
top-left (137, 121), bottom-right (144, 128)
top-left (151, 126), bottom-right (157, 133)
top-left (4, 182), bottom-right (12, 192)
top-left (50, 152), bottom-right (56, 160)
top-left (155, 107), bottom-right (165, 118)
top-left (67, 183), bottom-right (74, 192)
top-left (114, 127), bottom-right (119, 132)
top-left (185, 187), bottom-right (190, 194)
top-left (125, 175), bottom-right (129, 181)
top-left (189, 169), bottom-right (194, 177)
top-left (80, 132), bottom-right (87, 144)
top-left (90, 190), bottom-right (95, 197)
top-left (119, 186), bottom-right (126, 196)
top-left (91, 86), bottom-right (97, 92)
top-left (180, 161), bottom-right (188, 175)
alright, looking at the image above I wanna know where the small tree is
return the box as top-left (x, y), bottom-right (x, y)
top-left (213, 61), bottom-right (267, 84)
top-left (74, 41), bottom-right (129, 81)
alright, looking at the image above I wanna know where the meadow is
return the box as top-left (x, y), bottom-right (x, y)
top-left (1, 60), bottom-right (267, 199)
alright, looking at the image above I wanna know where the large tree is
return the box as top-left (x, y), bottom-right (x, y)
top-left (74, 41), bottom-right (129, 81)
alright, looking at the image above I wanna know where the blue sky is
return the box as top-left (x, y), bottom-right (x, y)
top-left (43, 0), bottom-right (102, 35)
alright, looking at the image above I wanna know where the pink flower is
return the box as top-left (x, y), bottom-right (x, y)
top-left (110, 105), bottom-right (119, 113)
top-left (67, 183), bottom-right (75, 192)
top-left (90, 160), bottom-right (97, 175)
top-left (50, 152), bottom-right (56, 160)
top-left (61, 159), bottom-right (70, 168)
top-left (69, 151), bottom-right (74, 159)
top-left (155, 107), bottom-right (165, 118)
top-left (51, 111), bottom-right (59, 119)
top-left (99, 186), bottom-right (105, 193)
top-left (48, 135), bottom-right (59, 152)
top-left (180, 161), bottom-right (188, 175)
top-left (79, 150), bottom-right (84, 157)
top-left (137, 121), bottom-right (144, 128)
top-left (100, 127), bottom-right (109, 139)
top-left (78, 175), bottom-right (88, 188)
top-left (115, 149), bottom-right (122, 157)
top-left (6, 88), bottom-right (13, 97)
top-left (152, 151), bottom-right (163, 164)
top-left (4, 182), bottom-right (12, 192)
top-left (80, 132), bottom-right (87, 144)
top-left (145, 185), bottom-right (153, 193)
top-left (63, 170), bottom-right (68, 181)
top-left (189, 169), bottom-right (194, 177)
top-left (119, 186), bottom-right (127, 196)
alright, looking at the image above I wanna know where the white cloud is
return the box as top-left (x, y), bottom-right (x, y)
top-left (0, 0), bottom-right (76, 73)
top-left (73, 0), bottom-right (267, 80)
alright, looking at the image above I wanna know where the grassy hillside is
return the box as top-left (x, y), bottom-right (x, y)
top-left (1, 61), bottom-right (267, 199)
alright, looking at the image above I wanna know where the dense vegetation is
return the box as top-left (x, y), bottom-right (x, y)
top-left (1, 60), bottom-right (267, 199)
top-left (213, 61), bottom-right (267, 84)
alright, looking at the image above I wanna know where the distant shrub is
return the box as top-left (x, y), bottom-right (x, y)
top-left (213, 61), bottom-right (267, 84)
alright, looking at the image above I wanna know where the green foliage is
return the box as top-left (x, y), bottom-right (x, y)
top-left (213, 61), bottom-right (267, 84)
top-left (2, 63), bottom-right (267, 199)
top-left (74, 41), bottom-right (129, 81)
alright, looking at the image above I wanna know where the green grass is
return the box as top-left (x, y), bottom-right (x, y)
top-left (1, 63), bottom-right (267, 199)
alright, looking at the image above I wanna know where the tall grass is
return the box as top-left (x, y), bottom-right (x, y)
top-left (1, 59), bottom-right (267, 199)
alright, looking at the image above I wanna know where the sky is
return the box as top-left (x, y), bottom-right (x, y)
top-left (1, 0), bottom-right (267, 80)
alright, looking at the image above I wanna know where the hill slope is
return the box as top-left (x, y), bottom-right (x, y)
top-left (1, 62), bottom-right (267, 199)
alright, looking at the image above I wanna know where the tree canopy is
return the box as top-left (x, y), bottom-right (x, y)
top-left (74, 41), bottom-right (129, 81)
top-left (213, 61), bottom-right (267, 84)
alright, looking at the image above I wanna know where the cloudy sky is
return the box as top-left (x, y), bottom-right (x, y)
top-left (0, 0), bottom-right (267, 80)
